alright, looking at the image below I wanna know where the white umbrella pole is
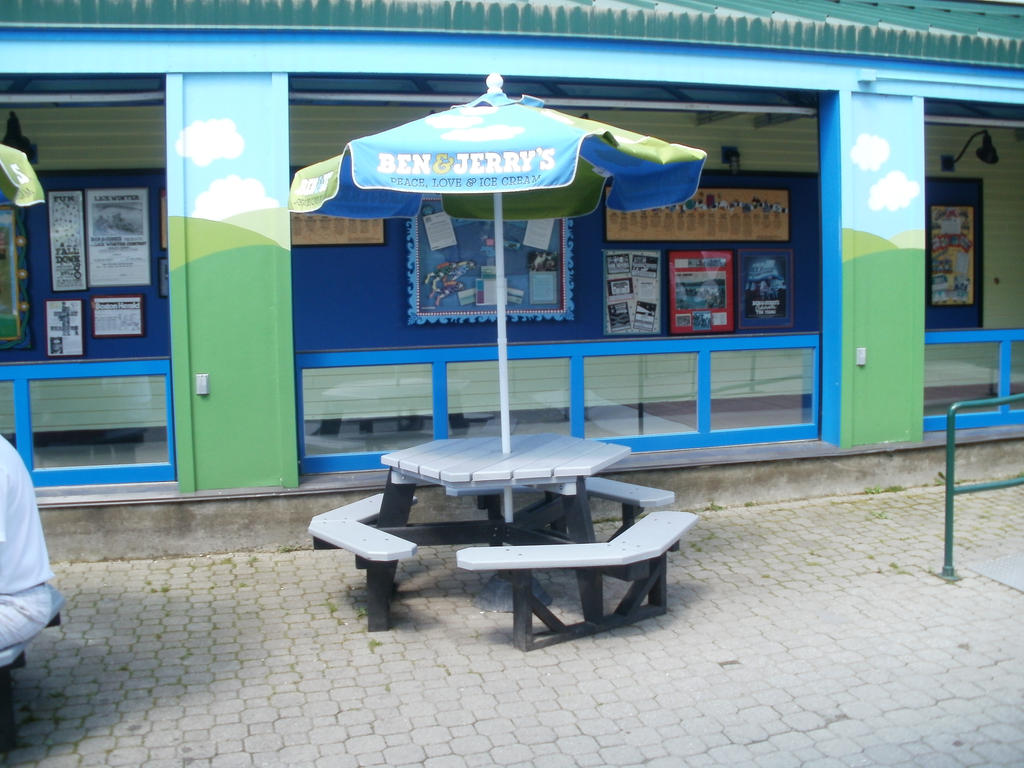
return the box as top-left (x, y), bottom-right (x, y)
top-left (494, 191), bottom-right (512, 455)
top-left (493, 191), bottom-right (515, 524)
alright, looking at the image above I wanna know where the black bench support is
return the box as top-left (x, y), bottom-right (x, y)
top-left (1, 611), bottom-right (61, 752)
top-left (503, 553), bottom-right (670, 651)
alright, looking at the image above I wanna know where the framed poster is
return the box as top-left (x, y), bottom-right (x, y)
top-left (47, 190), bottom-right (88, 291)
top-left (45, 299), bottom-right (84, 357)
top-left (603, 250), bottom-right (662, 335)
top-left (930, 205), bottom-right (975, 306)
top-left (290, 212), bottom-right (385, 246)
top-left (606, 188), bottom-right (790, 242)
top-left (158, 256), bottom-right (169, 298)
top-left (738, 249), bottom-right (793, 329)
top-left (0, 205), bottom-right (29, 346)
top-left (91, 294), bottom-right (144, 338)
top-left (85, 187), bottom-right (151, 286)
top-left (408, 199), bottom-right (572, 324)
top-left (160, 188), bottom-right (168, 250)
top-left (668, 250), bottom-right (734, 334)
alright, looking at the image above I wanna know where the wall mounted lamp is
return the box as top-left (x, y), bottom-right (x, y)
top-left (940, 129), bottom-right (998, 172)
top-left (1, 111), bottom-right (37, 163)
top-left (721, 145), bottom-right (741, 174)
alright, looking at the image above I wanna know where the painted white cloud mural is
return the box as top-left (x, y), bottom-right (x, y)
top-left (868, 170), bottom-right (920, 212)
top-left (850, 133), bottom-right (890, 172)
top-left (192, 175), bottom-right (279, 220)
top-left (176, 118), bottom-right (245, 167)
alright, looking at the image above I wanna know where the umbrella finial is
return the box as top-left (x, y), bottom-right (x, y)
top-left (486, 73), bottom-right (504, 94)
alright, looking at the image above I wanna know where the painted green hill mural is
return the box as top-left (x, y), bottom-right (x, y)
top-left (169, 213), bottom-right (289, 268)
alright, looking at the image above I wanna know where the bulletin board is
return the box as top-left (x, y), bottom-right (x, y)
top-left (606, 188), bottom-right (790, 242)
top-left (602, 250), bottom-right (662, 335)
top-left (0, 206), bottom-right (29, 347)
top-left (408, 199), bottom-right (572, 324)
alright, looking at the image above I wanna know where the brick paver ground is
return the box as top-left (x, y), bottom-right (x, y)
top-left (5, 484), bottom-right (1024, 767)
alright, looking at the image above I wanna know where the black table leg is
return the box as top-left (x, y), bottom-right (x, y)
top-left (362, 472), bottom-right (417, 631)
top-left (561, 476), bottom-right (596, 543)
top-left (378, 472), bottom-right (417, 527)
top-left (575, 568), bottom-right (605, 624)
top-left (364, 560), bottom-right (399, 631)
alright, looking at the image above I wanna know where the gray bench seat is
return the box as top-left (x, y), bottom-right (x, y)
top-left (1, 584), bottom-right (65, 752)
top-left (583, 476), bottom-right (674, 509)
top-left (445, 476), bottom-right (675, 534)
top-left (457, 509), bottom-right (696, 570)
top-left (308, 493), bottom-right (417, 561)
top-left (309, 519), bottom-right (417, 561)
top-left (445, 477), bottom-right (673, 506)
top-left (310, 492), bottom-right (386, 524)
top-left (308, 491), bottom-right (421, 633)
top-left (456, 510), bottom-right (698, 650)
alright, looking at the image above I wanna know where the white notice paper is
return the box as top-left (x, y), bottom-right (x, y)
top-left (523, 218), bottom-right (555, 250)
top-left (424, 210), bottom-right (458, 251)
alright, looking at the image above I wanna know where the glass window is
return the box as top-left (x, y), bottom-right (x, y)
top-left (1012, 342), bottom-right (1024, 411)
top-left (710, 348), bottom-right (814, 430)
top-left (924, 343), bottom-right (999, 417)
top-left (0, 380), bottom-right (13, 446)
top-left (302, 364), bottom-right (433, 454)
top-left (30, 376), bottom-right (169, 468)
top-left (585, 353), bottom-right (697, 438)
top-left (448, 359), bottom-right (570, 438)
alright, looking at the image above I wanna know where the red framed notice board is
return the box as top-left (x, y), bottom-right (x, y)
top-left (668, 250), bottom-right (734, 334)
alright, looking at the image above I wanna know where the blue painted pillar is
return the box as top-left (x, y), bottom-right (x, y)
top-left (820, 91), bottom-right (926, 448)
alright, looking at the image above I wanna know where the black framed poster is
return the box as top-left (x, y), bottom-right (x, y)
top-left (45, 299), bottom-right (84, 357)
top-left (47, 190), bottom-right (87, 291)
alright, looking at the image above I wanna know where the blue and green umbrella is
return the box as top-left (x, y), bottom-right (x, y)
top-left (290, 74), bottom-right (706, 464)
top-left (0, 143), bottom-right (44, 207)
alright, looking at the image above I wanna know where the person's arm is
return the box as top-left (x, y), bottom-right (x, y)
top-left (0, 463), bottom-right (9, 544)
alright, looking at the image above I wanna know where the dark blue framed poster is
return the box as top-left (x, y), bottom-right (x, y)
top-left (738, 249), bottom-right (793, 329)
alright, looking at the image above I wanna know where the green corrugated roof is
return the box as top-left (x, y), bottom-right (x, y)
top-left (3, 0), bottom-right (1023, 69)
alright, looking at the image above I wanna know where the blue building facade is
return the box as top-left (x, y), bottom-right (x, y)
top-left (1, 1), bottom-right (1023, 493)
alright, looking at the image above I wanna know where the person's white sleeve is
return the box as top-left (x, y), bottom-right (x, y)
top-left (0, 463), bottom-right (9, 543)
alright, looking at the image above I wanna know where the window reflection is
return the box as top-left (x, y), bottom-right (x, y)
top-left (710, 348), bottom-right (814, 429)
top-left (1012, 342), bottom-right (1024, 411)
top-left (30, 376), bottom-right (168, 468)
top-left (585, 354), bottom-right (697, 438)
top-left (447, 359), bottom-right (570, 438)
top-left (924, 343), bottom-right (999, 417)
top-left (303, 364), bottom-right (434, 455)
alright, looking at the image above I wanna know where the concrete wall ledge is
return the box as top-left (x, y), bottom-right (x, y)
top-left (39, 429), bottom-right (1024, 563)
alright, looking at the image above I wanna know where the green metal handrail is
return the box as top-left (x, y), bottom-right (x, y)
top-left (942, 392), bottom-right (1024, 580)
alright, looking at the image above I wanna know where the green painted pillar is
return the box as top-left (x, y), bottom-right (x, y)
top-left (165, 73), bottom-right (298, 491)
top-left (821, 91), bottom-right (926, 448)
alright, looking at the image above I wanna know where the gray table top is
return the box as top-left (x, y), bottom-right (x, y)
top-left (381, 433), bottom-right (630, 488)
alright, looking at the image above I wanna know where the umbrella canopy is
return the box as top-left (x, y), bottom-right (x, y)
top-left (290, 74), bottom-right (706, 469)
top-left (0, 143), bottom-right (44, 207)
top-left (291, 74), bottom-right (705, 221)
